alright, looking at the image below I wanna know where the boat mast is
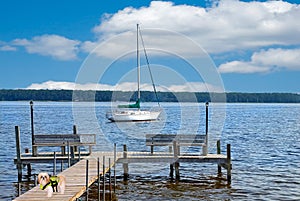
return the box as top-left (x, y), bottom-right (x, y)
top-left (137, 24), bottom-right (141, 105)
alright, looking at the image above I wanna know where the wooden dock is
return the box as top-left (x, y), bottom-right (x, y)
top-left (14, 152), bottom-right (119, 201)
top-left (14, 142), bottom-right (231, 201)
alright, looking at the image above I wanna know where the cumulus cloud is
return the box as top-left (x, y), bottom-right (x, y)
top-left (219, 48), bottom-right (300, 73)
top-left (0, 45), bottom-right (17, 51)
top-left (13, 34), bottom-right (80, 60)
top-left (4, 0), bottom-right (300, 76)
top-left (218, 60), bottom-right (270, 74)
top-left (252, 48), bottom-right (300, 70)
top-left (26, 80), bottom-right (222, 92)
top-left (91, 0), bottom-right (300, 55)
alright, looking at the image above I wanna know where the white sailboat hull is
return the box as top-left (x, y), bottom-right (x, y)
top-left (107, 110), bottom-right (161, 122)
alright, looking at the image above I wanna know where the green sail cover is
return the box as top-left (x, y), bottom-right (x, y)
top-left (118, 99), bottom-right (140, 108)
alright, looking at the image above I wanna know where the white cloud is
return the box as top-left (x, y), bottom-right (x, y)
top-left (13, 34), bottom-right (80, 60)
top-left (219, 48), bottom-right (300, 73)
top-left (5, 0), bottom-right (300, 64)
top-left (0, 45), bottom-right (17, 51)
top-left (91, 0), bottom-right (300, 55)
top-left (252, 48), bottom-right (300, 70)
top-left (26, 80), bottom-right (222, 92)
top-left (218, 60), bottom-right (270, 74)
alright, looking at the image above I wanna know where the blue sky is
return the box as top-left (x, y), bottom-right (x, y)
top-left (1, 0), bottom-right (300, 92)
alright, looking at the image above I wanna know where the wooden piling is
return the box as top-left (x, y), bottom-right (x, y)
top-left (227, 144), bottom-right (231, 185)
top-left (18, 182), bottom-right (21, 197)
top-left (15, 126), bottom-right (22, 182)
top-left (67, 141), bottom-right (70, 167)
top-left (102, 156), bottom-right (105, 201)
top-left (86, 159), bottom-right (89, 201)
top-left (113, 143), bottom-right (116, 193)
top-left (169, 164), bottom-right (174, 179)
top-left (123, 145), bottom-right (129, 181)
top-left (73, 125), bottom-right (78, 152)
top-left (173, 141), bottom-right (180, 181)
top-left (204, 102), bottom-right (209, 155)
top-left (26, 164), bottom-right (32, 178)
top-left (97, 157), bottom-right (100, 201)
top-left (175, 163), bottom-right (180, 181)
top-left (29, 101), bottom-right (37, 156)
top-left (169, 146), bottom-right (174, 179)
top-left (217, 140), bottom-right (222, 175)
top-left (109, 158), bottom-right (112, 200)
top-left (53, 151), bottom-right (56, 176)
top-left (61, 160), bottom-right (63, 172)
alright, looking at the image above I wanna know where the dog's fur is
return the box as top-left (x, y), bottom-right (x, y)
top-left (37, 172), bottom-right (66, 197)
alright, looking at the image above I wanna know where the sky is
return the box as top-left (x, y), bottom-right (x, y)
top-left (1, 0), bottom-right (300, 93)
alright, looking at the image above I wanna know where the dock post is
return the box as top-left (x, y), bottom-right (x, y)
top-left (73, 125), bottom-right (78, 152)
top-left (70, 126), bottom-right (76, 165)
top-left (204, 102), bottom-right (209, 156)
top-left (61, 160), bottom-right (63, 172)
top-left (30, 101), bottom-right (37, 156)
top-left (109, 158), bottom-right (112, 200)
top-left (123, 144), bottom-right (129, 181)
top-left (26, 164), bottom-right (32, 178)
top-left (86, 159), bottom-right (89, 201)
top-left (169, 164), bottom-right (174, 179)
top-left (113, 143), bottom-right (116, 193)
top-left (102, 156), bottom-right (106, 201)
top-left (97, 157), bottom-right (100, 201)
top-left (53, 151), bottom-right (56, 176)
top-left (217, 140), bottom-right (222, 175)
top-left (169, 146), bottom-right (174, 179)
top-left (15, 126), bottom-right (22, 182)
top-left (18, 182), bottom-right (21, 197)
top-left (78, 147), bottom-right (81, 161)
top-left (34, 174), bottom-right (37, 186)
top-left (173, 141), bottom-right (180, 181)
top-left (227, 144), bottom-right (231, 185)
top-left (67, 141), bottom-right (70, 167)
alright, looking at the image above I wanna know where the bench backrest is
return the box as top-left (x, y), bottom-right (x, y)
top-left (146, 134), bottom-right (206, 146)
top-left (33, 134), bottom-right (95, 145)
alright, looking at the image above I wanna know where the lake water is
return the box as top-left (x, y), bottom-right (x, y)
top-left (0, 101), bottom-right (300, 200)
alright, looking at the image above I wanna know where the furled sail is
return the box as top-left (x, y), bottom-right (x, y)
top-left (118, 99), bottom-right (140, 109)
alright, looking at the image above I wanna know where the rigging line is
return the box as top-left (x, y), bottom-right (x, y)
top-left (138, 27), bottom-right (161, 107)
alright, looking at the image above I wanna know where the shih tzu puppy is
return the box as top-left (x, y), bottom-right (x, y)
top-left (37, 172), bottom-right (66, 197)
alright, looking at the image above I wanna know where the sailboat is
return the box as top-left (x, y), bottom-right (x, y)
top-left (107, 24), bottom-right (162, 122)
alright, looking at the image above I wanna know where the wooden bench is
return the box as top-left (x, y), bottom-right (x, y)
top-left (146, 134), bottom-right (207, 155)
top-left (32, 134), bottom-right (96, 156)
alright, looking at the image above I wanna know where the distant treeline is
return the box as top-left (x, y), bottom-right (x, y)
top-left (1, 89), bottom-right (300, 103)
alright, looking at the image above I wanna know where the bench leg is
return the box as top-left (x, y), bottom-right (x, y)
top-left (169, 163), bottom-right (174, 179)
top-left (202, 145), bottom-right (208, 156)
top-left (175, 162), bottom-right (180, 181)
top-left (61, 146), bottom-right (66, 155)
top-left (32, 147), bottom-right (38, 156)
